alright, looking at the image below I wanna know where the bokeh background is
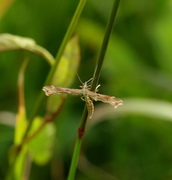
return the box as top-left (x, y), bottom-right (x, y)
top-left (0, 0), bottom-right (172, 180)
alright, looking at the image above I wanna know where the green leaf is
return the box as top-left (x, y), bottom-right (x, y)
top-left (8, 145), bottom-right (28, 180)
top-left (51, 35), bottom-right (80, 86)
top-left (0, 33), bottom-right (55, 65)
top-left (15, 110), bottom-right (28, 146)
top-left (27, 116), bottom-right (56, 165)
top-left (46, 35), bottom-right (80, 113)
top-left (15, 60), bottom-right (28, 145)
top-left (14, 146), bottom-right (28, 180)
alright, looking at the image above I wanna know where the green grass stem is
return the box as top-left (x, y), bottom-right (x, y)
top-left (67, 138), bottom-right (82, 180)
top-left (67, 0), bottom-right (121, 179)
top-left (6, 0), bottom-right (87, 179)
top-left (23, 0), bottom-right (87, 140)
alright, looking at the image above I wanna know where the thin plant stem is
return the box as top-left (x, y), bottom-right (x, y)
top-left (91, 0), bottom-right (121, 89)
top-left (67, 0), bottom-right (121, 179)
top-left (67, 138), bottom-right (82, 180)
top-left (22, 0), bottom-right (87, 142)
top-left (81, 0), bottom-right (121, 133)
top-left (6, 0), bottom-right (87, 179)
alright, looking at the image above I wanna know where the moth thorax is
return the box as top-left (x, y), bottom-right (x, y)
top-left (81, 83), bottom-right (89, 96)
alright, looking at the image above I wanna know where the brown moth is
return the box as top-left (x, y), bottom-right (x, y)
top-left (42, 80), bottom-right (123, 119)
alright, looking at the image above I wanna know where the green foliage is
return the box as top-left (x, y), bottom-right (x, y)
top-left (27, 117), bottom-right (56, 165)
top-left (0, 0), bottom-right (172, 180)
top-left (47, 36), bottom-right (80, 114)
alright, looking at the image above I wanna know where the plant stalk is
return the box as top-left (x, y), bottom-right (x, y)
top-left (67, 0), bottom-right (121, 179)
top-left (91, 0), bottom-right (121, 90)
top-left (22, 0), bottom-right (87, 141)
top-left (6, 0), bottom-right (87, 179)
top-left (67, 138), bottom-right (82, 180)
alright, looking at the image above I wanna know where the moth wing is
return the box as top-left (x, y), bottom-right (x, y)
top-left (92, 93), bottom-right (123, 108)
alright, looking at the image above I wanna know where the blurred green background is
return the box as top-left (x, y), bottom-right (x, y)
top-left (1, 0), bottom-right (172, 180)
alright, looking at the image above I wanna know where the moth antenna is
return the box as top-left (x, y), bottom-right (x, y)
top-left (86, 78), bottom-right (93, 84)
top-left (76, 72), bottom-right (84, 84)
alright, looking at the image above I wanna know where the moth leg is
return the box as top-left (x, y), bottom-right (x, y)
top-left (85, 96), bottom-right (94, 119)
top-left (94, 84), bottom-right (101, 92)
top-left (81, 96), bottom-right (85, 101)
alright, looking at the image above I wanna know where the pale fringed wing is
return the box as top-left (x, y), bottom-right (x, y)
top-left (42, 86), bottom-right (83, 96)
top-left (42, 85), bottom-right (123, 108)
top-left (42, 83), bottom-right (123, 119)
top-left (87, 91), bottom-right (123, 108)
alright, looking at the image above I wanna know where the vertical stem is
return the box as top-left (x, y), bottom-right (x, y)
top-left (91, 0), bottom-right (121, 90)
top-left (67, 0), bottom-right (121, 179)
top-left (67, 138), bottom-right (82, 180)
top-left (81, 0), bottom-right (121, 132)
top-left (23, 0), bottom-right (87, 140)
top-left (6, 0), bottom-right (87, 179)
